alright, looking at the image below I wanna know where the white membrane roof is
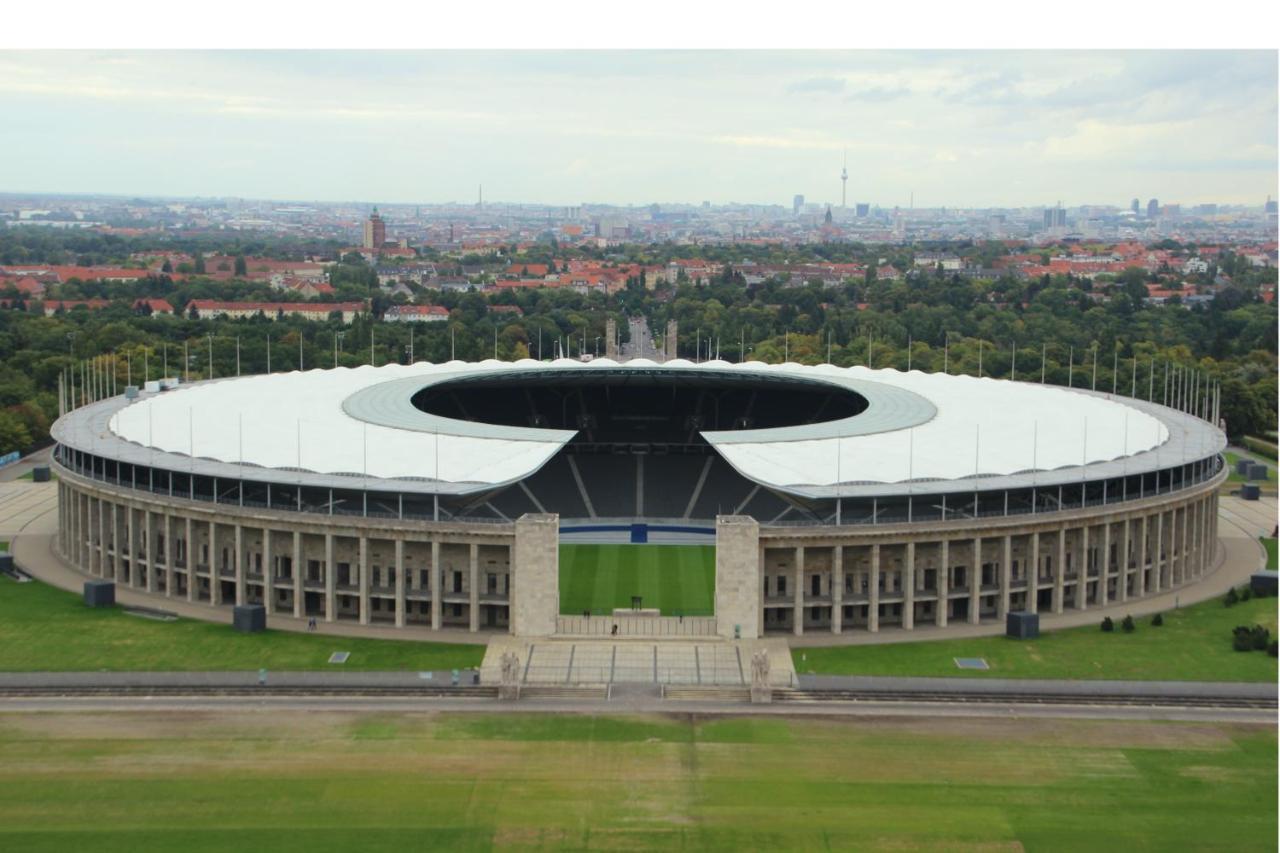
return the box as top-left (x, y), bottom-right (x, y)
top-left (91, 358), bottom-right (1213, 497)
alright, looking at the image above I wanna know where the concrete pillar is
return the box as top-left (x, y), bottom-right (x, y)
top-left (1157, 512), bottom-right (1167, 591)
top-left (1119, 517), bottom-right (1132, 602)
top-left (997, 535), bottom-right (1011, 619)
top-left (262, 527), bottom-right (273, 612)
top-left (831, 545), bottom-right (843, 635)
top-left (358, 536), bottom-right (370, 626)
top-left (185, 517), bottom-right (195, 602)
top-left (511, 514), bottom-right (560, 637)
top-left (1178, 504), bottom-right (1190, 586)
top-left (324, 533), bottom-right (335, 622)
top-left (937, 539), bottom-right (949, 627)
top-left (903, 541), bottom-right (915, 630)
top-left (209, 520), bottom-right (220, 605)
top-left (234, 524), bottom-right (245, 606)
top-left (123, 504), bottom-right (134, 586)
top-left (469, 542), bottom-right (479, 632)
top-left (292, 530), bottom-right (303, 619)
top-left (714, 516), bottom-right (760, 640)
top-left (1136, 515), bottom-right (1148, 597)
top-left (1027, 532), bottom-right (1039, 614)
top-left (394, 539), bottom-right (406, 628)
top-left (109, 502), bottom-right (118, 580)
top-left (144, 510), bottom-right (154, 593)
top-left (868, 544), bottom-right (880, 632)
top-left (1074, 526), bottom-right (1089, 610)
top-left (968, 536), bottom-right (980, 625)
top-left (792, 546), bottom-right (804, 636)
top-left (1053, 530), bottom-right (1065, 614)
top-left (1099, 522), bottom-right (1111, 608)
top-left (430, 540), bottom-right (442, 630)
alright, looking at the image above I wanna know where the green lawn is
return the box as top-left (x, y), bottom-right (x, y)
top-left (0, 541), bottom-right (8, 552)
top-left (1226, 450), bottom-right (1275, 485)
top-left (559, 544), bottom-right (715, 616)
top-left (0, 574), bottom-right (484, 672)
top-left (797, 592), bottom-right (1280, 681)
top-left (0, 710), bottom-right (1272, 851)
top-left (1263, 537), bottom-right (1278, 571)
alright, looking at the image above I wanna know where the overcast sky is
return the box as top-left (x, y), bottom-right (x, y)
top-left (0, 50), bottom-right (1274, 208)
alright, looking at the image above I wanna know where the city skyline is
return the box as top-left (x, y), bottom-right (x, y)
top-left (0, 50), bottom-right (1275, 208)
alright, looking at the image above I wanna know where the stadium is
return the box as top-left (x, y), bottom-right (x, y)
top-left (50, 356), bottom-right (1227, 640)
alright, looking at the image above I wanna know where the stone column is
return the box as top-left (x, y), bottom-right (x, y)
top-left (1074, 526), bottom-right (1089, 610)
top-left (792, 546), bottom-right (804, 636)
top-left (430, 540), bottom-right (442, 630)
top-left (1099, 522), bottom-right (1111, 608)
top-left (714, 515), bottom-right (760, 640)
top-left (144, 510), bottom-right (154, 593)
top-left (903, 541), bottom-right (915, 630)
top-left (394, 539), bottom-right (406, 628)
top-left (937, 539), bottom-right (949, 627)
top-left (162, 514), bottom-right (172, 594)
top-left (868, 544), bottom-right (880, 632)
top-left (209, 520), bottom-right (220, 605)
top-left (1053, 530), bottom-right (1065, 614)
top-left (109, 502), bottom-right (118, 580)
top-left (1136, 515), bottom-right (1148, 597)
top-left (997, 535), bottom-right (1011, 619)
top-left (185, 517), bottom-right (195, 602)
top-left (1178, 504), bottom-right (1190, 586)
top-left (1152, 512), bottom-right (1164, 594)
top-left (831, 545), bottom-right (843, 635)
top-left (262, 527), bottom-right (273, 611)
top-left (1118, 517), bottom-right (1130, 603)
top-left (1027, 532), bottom-right (1040, 614)
top-left (469, 543), bottom-right (480, 632)
top-left (358, 536), bottom-right (370, 625)
top-left (124, 504), bottom-right (135, 586)
top-left (324, 533), bottom-right (335, 622)
top-left (292, 531), bottom-right (303, 619)
top-left (512, 514), bottom-right (560, 637)
top-left (968, 536), bottom-right (980, 625)
top-left (234, 524), bottom-right (245, 606)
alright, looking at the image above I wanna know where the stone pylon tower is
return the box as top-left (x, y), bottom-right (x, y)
top-left (605, 318), bottom-right (619, 360)
top-left (664, 320), bottom-right (678, 362)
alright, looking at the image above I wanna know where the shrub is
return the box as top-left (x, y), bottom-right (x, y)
top-left (1224, 588), bottom-right (1239, 607)
top-left (1151, 613), bottom-right (1164, 627)
top-left (1100, 616), bottom-right (1114, 632)
top-left (1269, 641), bottom-right (1278, 658)
top-left (1251, 625), bottom-right (1270, 651)
top-left (1240, 586), bottom-right (1253, 602)
top-left (1232, 627), bottom-right (1254, 652)
top-left (1121, 615), bottom-right (1135, 633)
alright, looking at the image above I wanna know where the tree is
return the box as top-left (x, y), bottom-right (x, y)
top-left (161, 259), bottom-right (173, 274)
top-left (234, 256), bottom-right (248, 277)
top-left (1151, 613), bottom-right (1164, 627)
top-left (0, 409), bottom-right (32, 454)
top-left (194, 254), bottom-right (206, 275)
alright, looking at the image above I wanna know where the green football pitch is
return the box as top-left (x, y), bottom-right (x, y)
top-left (559, 544), bottom-right (715, 616)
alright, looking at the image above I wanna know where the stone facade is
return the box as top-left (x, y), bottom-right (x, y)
top-left (53, 458), bottom-right (1225, 641)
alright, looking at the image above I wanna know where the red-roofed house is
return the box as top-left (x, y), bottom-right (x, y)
top-left (384, 304), bottom-right (449, 323)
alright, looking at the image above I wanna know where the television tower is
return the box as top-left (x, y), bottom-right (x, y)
top-left (840, 149), bottom-right (848, 208)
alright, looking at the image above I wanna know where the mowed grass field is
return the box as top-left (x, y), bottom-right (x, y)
top-left (0, 574), bottom-right (484, 672)
top-left (559, 544), bottom-right (714, 615)
top-left (798, 590), bottom-right (1280, 681)
top-left (0, 710), bottom-right (1273, 851)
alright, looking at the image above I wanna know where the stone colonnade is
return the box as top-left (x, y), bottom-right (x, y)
top-left (55, 467), bottom-right (517, 632)
top-left (744, 475), bottom-right (1221, 636)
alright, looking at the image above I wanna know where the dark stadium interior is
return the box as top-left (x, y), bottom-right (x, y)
top-left (413, 368), bottom-right (867, 445)
top-left (415, 369), bottom-right (865, 522)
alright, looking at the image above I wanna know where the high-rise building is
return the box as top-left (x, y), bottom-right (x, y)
top-left (855, 203), bottom-right (870, 218)
top-left (1043, 204), bottom-right (1066, 230)
top-left (1265, 196), bottom-right (1278, 215)
top-left (362, 207), bottom-right (386, 249)
top-left (792, 194), bottom-right (805, 216)
top-left (1131, 198), bottom-right (1140, 215)
top-left (1147, 198), bottom-right (1159, 218)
